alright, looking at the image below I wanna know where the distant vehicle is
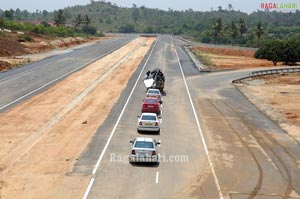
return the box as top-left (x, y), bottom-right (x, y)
top-left (137, 113), bottom-right (160, 133)
top-left (146, 88), bottom-right (162, 103)
top-left (141, 98), bottom-right (161, 115)
top-left (144, 68), bottom-right (165, 91)
top-left (129, 137), bottom-right (160, 163)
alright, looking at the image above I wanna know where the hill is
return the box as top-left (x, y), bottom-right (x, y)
top-left (1, 1), bottom-right (300, 47)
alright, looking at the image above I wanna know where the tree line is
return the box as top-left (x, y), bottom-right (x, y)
top-left (206, 17), bottom-right (264, 47)
top-left (1, 1), bottom-right (300, 47)
top-left (0, 8), bottom-right (100, 37)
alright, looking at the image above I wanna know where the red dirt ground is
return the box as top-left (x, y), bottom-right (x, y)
top-left (191, 46), bottom-right (279, 69)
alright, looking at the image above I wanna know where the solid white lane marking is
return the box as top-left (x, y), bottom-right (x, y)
top-left (0, 39), bottom-right (133, 111)
top-left (82, 178), bottom-right (95, 199)
top-left (82, 39), bottom-right (158, 199)
top-left (173, 35), bottom-right (224, 199)
top-left (156, 171), bottom-right (159, 184)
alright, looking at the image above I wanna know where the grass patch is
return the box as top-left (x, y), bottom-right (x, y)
top-left (191, 48), bottom-right (214, 67)
top-left (18, 34), bottom-right (34, 42)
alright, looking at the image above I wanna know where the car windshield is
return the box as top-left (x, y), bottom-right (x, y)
top-left (148, 90), bottom-right (159, 94)
top-left (145, 99), bottom-right (157, 103)
top-left (134, 141), bottom-right (154, 149)
top-left (141, 115), bottom-right (156, 121)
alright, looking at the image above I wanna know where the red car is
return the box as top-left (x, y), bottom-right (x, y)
top-left (141, 98), bottom-right (161, 115)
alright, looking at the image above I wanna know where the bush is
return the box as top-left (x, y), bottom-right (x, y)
top-left (31, 25), bottom-right (45, 34)
top-left (118, 24), bottom-right (135, 33)
top-left (82, 25), bottom-right (97, 35)
top-left (18, 34), bottom-right (34, 42)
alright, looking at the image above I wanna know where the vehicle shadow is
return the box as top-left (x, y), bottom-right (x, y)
top-left (137, 130), bottom-right (160, 135)
top-left (161, 90), bottom-right (167, 96)
top-left (130, 162), bottom-right (159, 168)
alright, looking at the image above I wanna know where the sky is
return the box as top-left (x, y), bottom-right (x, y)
top-left (0, 0), bottom-right (299, 13)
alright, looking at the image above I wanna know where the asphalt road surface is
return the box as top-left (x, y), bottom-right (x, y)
top-left (2, 34), bottom-right (300, 198)
top-left (0, 35), bottom-right (136, 112)
top-left (75, 35), bottom-right (300, 199)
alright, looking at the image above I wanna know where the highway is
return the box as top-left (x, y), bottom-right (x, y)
top-left (72, 35), bottom-right (218, 198)
top-left (2, 33), bottom-right (300, 198)
top-left (75, 35), bottom-right (300, 199)
top-left (0, 35), bottom-right (136, 112)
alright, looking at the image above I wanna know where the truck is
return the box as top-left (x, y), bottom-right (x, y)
top-left (144, 68), bottom-right (165, 91)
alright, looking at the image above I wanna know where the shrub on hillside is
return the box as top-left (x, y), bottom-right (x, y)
top-left (82, 25), bottom-right (97, 35)
top-left (18, 34), bottom-right (33, 42)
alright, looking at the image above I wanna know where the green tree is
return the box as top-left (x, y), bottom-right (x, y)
top-left (4, 9), bottom-right (14, 20)
top-left (255, 22), bottom-right (264, 47)
top-left (238, 18), bottom-right (247, 37)
top-left (82, 25), bottom-right (97, 35)
top-left (212, 18), bottom-right (222, 44)
top-left (74, 14), bottom-right (82, 29)
top-left (229, 21), bottom-right (238, 44)
top-left (254, 39), bottom-right (300, 66)
top-left (132, 4), bottom-right (139, 24)
top-left (54, 9), bottom-right (66, 26)
top-left (282, 40), bottom-right (299, 65)
top-left (42, 10), bottom-right (49, 18)
top-left (0, 17), bottom-right (4, 28)
top-left (119, 24), bottom-right (135, 33)
top-left (254, 41), bottom-right (284, 65)
top-left (84, 14), bottom-right (91, 25)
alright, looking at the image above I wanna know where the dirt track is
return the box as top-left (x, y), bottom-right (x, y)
top-left (0, 37), bottom-right (155, 199)
top-left (237, 73), bottom-right (300, 140)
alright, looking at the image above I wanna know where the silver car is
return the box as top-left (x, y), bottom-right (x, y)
top-left (146, 88), bottom-right (162, 103)
top-left (137, 113), bottom-right (160, 133)
top-left (129, 137), bottom-right (160, 163)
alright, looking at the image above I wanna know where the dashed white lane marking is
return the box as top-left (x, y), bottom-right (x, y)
top-left (82, 39), bottom-right (158, 199)
top-left (22, 80), bottom-right (28, 84)
top-left (155, 171), bottom-right (159, 184)
top-left (12, 84), bottom-right (18, 88)
top-left (1, 88), bottom-right (8, 92)
top-left (172, 35), bottom-right (224, 199)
